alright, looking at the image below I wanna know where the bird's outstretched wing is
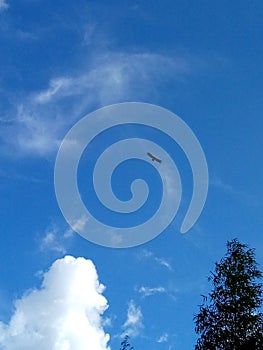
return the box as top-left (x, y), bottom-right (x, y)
top-left (147, 152), bottom-right (162, 163)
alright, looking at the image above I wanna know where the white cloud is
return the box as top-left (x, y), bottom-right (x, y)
top-left (137, 249), bottom-right (173, 271)
top-left (210, 176), bottom-right (239, 195)
top-left (0, 256), bottom-right (110, 350)
top-left (70, 216), bottom-right (89, 233)
top-left (210, 175), bottom-right (258, 206)
top-left (0, 169), bottom-right (40, 183)
top-left (0, 0), bottom-right (9, 11)
top-left (15, 105), bottom-right (62, 156)
top-left (2, 50), bottom-right (191, 157)
top-left (157, 333), bottom-right (169, 343)
top-left (32, 52), bottom-right (189, 106)
top-left (34, 78), bottom-right (73, 104)
top-left (101, 317), bottom-right (112, 328)
top-left (121, 300), bottom-right (143, 338)
top-left (137, 286), bottom-right (166, 298)
top-left (40, 231), bottom-right (65, 253)
top-left (136, 284), bottom-right (178, 302)
top-left (39, 225), bottom-right (74, 255)
top-left (154, 257), bottom-right (173, 271)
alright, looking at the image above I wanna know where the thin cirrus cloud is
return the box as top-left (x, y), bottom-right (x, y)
top-left (137, 286), bottom-right (166, 298)
top-left (137, 249), bottom-right (173, 271)
top-left (1, 51), bottom-right (191, 157)
top-left (0, 0), bottom-right (8, 12)
top-left (32, 52), bottom-right (189, 106)
top-left (121, 300), bottom-right (144, 338)
top-left (40, 230), bottom-right (67, 254)
top-left (0, 256), bottom-right (110, 350)
top-left (210, 175), bottom-right (258, 204)
top-left (157, 332), bottom-right (169, 343)
top-left (38, 225), bottom-right (74, 255)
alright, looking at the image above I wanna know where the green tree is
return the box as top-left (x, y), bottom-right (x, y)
top-left (120, 335), bottom-right (134, 350)
top-left (194, 239), bottom-right (263, 350)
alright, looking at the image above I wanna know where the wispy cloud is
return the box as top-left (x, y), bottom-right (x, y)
top-left (15, 105), bottom-right (62, 156)
top-left (136, 286), bottom-right (166, 298)
top-left (210, 175), bottom-right (258, 205)
top-left (32, 52), bottom-right (189, 106)
top-left (34, 78), bottom-right (73, 104)
top-left (0, 0), bottom-right (9, 12)
top-left (38, 224), bottom-right (74, 255)
top-left (155, 257), bottom-right (173, 271)
top-left (157, 332), bottom-right (169, 343)
top-left (0, 169), bottom-right (40, 183)
top-left (121, 300), bottom-right (143, 338)
top-left (210, 176), bottom-right (241, 196)
top-left (137, 249), bottom-right (173, 271)
top-left (1, 50), bottom-right (192, 157)
top-left (0, 256), bottom-right (110, 349)
top-left (136, 284), bottom-right (177, 301)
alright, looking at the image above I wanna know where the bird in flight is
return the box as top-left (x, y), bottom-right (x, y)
top-left (147, 152), bottom-right (162, 163)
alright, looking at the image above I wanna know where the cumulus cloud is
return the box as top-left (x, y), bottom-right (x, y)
top-left (121, 300), bottom-right (143, 338)
top-left (0, 0), bottom-right (9, 11)
top-left (0, 256), bottom-right (110, 350)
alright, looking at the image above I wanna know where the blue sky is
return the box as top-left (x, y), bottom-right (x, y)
top-left (1, 0), bottom-right (263, 349)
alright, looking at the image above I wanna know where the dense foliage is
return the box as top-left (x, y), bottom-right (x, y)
top-left (194, 239), bottom-right (263, 349)
top-left (120, 335), bottom-right (134, 350)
